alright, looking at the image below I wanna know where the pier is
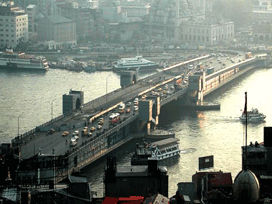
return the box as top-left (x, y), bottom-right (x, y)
top-left (10, 52), bottom-right (270, 185)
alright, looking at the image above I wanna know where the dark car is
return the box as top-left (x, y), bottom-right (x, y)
top-left (47, 128), bottom-right (54, 134)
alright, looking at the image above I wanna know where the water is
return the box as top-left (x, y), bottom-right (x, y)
top-left (1, 67), bottom-right (272, 197)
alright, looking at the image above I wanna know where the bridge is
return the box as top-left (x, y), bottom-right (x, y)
top-left (11, 52), bottom-right (270, 185)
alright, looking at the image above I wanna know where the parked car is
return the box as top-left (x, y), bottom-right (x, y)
top-left (90, 127), bottom-right (95, 132)
top-left (97, 125), bottom-right (102, 130)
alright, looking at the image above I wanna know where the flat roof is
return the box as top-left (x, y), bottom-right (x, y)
top-left (153, 138), bottom-right (179, 146)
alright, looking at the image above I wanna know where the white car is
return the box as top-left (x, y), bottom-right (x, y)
top-left (70, 138), bottom-right (77, 146)
top-left (73, 130), bottom-right (79, 135)
top-left (134, 106), bottom-right (138, 111)
top-left (97, 125), bottom-right (102, 130)
top-left (72, 135), bottom-right (79, 140)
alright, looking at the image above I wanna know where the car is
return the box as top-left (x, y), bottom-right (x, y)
top-left (72, 135), bottom-right (79, 140)
top-left (74, 130), bottom-right (79, 135)
top-left (134, 106), bottom-right (138, 111)
top-left (90, 127), bottom-right (95, 132)
top-left (126, 108), bottom-right (131, 113)
top-left (70, 138), bottom-right (77, 146)
top-left (62, 131), bottom-right (69, 136)
top-left (47, 128), bottom-right (54, 135)
top-left (126, 102), bottom-right (131, 107)
top-left (88, 132), bottom-right (92, 137)
top-left (98, 118), bottom-right (104, 125)
top-left (97, 125), bottom-right (102, 130)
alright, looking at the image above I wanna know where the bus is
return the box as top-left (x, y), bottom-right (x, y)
top-left (245, 52), bottom-right (252, 59)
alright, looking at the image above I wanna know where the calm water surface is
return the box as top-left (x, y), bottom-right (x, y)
top-left (1, 67), bottom-right (272, 197)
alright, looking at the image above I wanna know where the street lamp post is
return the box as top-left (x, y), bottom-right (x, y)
top-left (51, 99), bottom-right (56, 122)
top-left (18, 114), bottom-right (23, 137)
top-left (106, 75), bottom-right (110, 103)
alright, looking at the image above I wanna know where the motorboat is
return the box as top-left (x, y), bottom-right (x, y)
top-left (239, 108), bottom-right (266, 122)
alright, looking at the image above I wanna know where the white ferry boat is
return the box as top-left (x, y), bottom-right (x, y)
top-left (0, 49), bottom-right (49, 71)
top-left (131, 138), bottom-right (181, 165)
top-left (113, 55), bottom-right (160, 72)
top-left (239, 108), bottom-right (266, 122)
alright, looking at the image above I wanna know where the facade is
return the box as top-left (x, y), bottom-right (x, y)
top-left (252, 21), bottom-right (272, 43)
top-left (57, 3), bottom-right (95, 40)
top-left (145, 0), bottom-right (205, 45)
top-left (179, 18), bottom-right (234, 47)
top-left (117, 1), bottom-right (149, 23)
top-left (37, 15), bottom-right (76, 49)
top-left (26, 4), bottom-right (38, 42)
top-left (0, 2), bottom-right (29, 49)
top-left (252, 10), bottom-right (272, 22)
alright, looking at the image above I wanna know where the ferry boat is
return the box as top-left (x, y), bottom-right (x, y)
top-left (0, 49), bottom-right (49, 71)
top-left (113, 55), bottom-right (160, 72)
top-left (131, 138), bottom-right (181, 165)
top-left (239, 108), bottom-right (266, 122)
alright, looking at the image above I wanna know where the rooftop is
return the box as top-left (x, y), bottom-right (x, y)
top-left (46, 15), bottom-right (74, 24)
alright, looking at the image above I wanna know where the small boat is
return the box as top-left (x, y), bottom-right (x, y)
top-left (239, 107), bottom-right (266, 122)
top-left (131, 138), bottom-right (181, 165)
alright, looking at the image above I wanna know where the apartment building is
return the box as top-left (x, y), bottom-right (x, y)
top-left (0, 2), bottom-right (29, 48)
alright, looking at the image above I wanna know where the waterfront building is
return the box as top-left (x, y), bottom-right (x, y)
top-left (0, 1), bottom-right (29, 49)
top-left (37, 15), bottom-right (76, 49)
top-left (179, 18), bottom-right (234, 47)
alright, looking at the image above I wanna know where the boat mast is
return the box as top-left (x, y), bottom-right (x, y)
top-left (244, 92), bottom-right (248, 170)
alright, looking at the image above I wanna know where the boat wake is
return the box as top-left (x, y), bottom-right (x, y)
top-left (180, 148), bottom-right (196, 154)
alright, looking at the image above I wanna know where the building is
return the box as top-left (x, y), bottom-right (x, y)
top-left (0, 2), bottom-right (29, 49)
top-left (26, 4), bottom-right (38, 42)
top-left (145, 0), bottom-right (205, 45)
top-left (252, 20), bottom-right (272, 44)
top-left (104, 157), bottom-right (169, 198)
top-left (57, 3), bottom-right (95, 40)
top-left (117, 1), bottom-right (149, 23)
top-left (179, 18), bottom-right (234, 47)
top-left (37, 15), bottom-right (76, 49)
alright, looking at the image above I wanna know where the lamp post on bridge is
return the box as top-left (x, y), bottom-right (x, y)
top-left (18, 114), bottom-right (23, 137)
top-left (106, 75), bottom-right (110, 103)
top-left (51, 99), bottom-right (56, 122)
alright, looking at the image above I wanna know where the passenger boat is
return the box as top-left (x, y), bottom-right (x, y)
top-left (131, 138), bottom-right (181, 165)
top-left (0, 49), bottom-right (49, 71)
top-left (113, 55), bottom-right (160, 72)
top-left (239, 108), bottom-right (266, 122)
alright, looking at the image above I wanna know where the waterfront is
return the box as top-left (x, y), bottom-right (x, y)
top-left (1, 67), bottom-right (272, 197)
